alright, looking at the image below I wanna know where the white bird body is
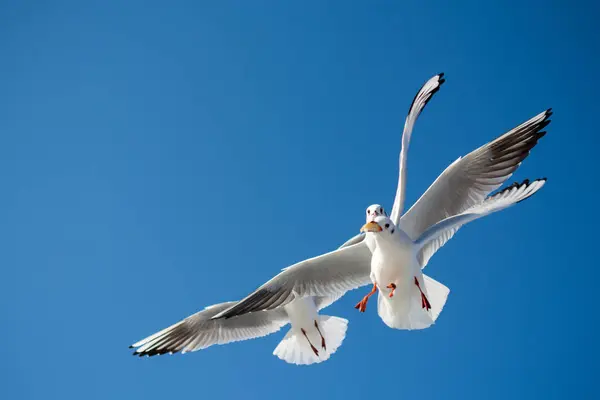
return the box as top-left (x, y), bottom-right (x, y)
top-left (361, 217), bottom-right (442, 330)
top-left (370, 227), bottom-right (416, 292)
top-left (284, 297), bottom-right (319, 328)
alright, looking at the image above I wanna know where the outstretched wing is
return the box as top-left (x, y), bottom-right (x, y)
top-left (390, 73), bottom-right (446, 223)
top-left (415, 178), bottom-right (546, 267)
top-left (398, 109), bottom-right (551, 238)
top-left (212, 242), bottom-right (372, 320)
top-left (130, 302), bottom-right (289, 357)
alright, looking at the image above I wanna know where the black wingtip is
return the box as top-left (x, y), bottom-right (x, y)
top-left (438, 72), bottom-right (446, 84)
top-left (492, 177), bottom-right (545, 199)
top-left (406, 73), bottom-right (446, 116)
top-left (514, 178), bottom-right (547, 203)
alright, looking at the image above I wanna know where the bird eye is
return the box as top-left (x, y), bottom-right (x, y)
top-left (380, 208), bottom-right (383, 214)
top-left (367, 210), bottom-right (370, 215)
top-left (385, 223), bottom-right (390, 229)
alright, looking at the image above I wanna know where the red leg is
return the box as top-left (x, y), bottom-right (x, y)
top-left (414, 277), bottom-right (431, 311)
top-left (386, 283), bottom-right (396, 298)
top-left (354, 284), bottom-right (378, 312)
top-left (301, 328), bottom-right (319, 356)
top-left (314, 320), bottom-right (326, 350)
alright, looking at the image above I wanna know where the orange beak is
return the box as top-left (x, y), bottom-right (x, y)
top-left (360, 221), bottom-right (383, 233)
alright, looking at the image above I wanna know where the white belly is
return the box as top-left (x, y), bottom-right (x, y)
top-left (284, 297), bottom-right (318, 331)
top-left (371, 236), bottom-right (417, 293)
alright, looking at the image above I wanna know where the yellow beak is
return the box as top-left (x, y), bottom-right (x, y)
top-left (360, 221), bottom-right (383, 233)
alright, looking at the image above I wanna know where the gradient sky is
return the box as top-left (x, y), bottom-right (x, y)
top-left (1, 1), bottom-right (598, 399)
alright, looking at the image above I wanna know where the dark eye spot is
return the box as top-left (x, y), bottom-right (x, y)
top-left (385, 223), bottom-right (390, 229)
top-left (380, 208), bottom-right (383, 214)
top-left (367, 210), bottom-right (370, 215)
top-left (391, 228), bottom-right (395, 234)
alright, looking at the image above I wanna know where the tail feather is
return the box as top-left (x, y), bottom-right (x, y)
top-left (272, 315), bottom-right (347, 365)
top-left (423, 274), bottom-right (450, 321)
top-left (377, 274), bottom-right (449, 330)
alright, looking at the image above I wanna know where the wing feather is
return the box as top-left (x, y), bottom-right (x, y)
top-left (398, 109), bottom-right (552, 238)
top-left (390, 73), bottom-right (446, 223)
top-left (416, 178), bottom-right (547, 267)
top-left (213, 242), bottom-right (372, 319)
top-left (130, 301), bottom-right (289, 357)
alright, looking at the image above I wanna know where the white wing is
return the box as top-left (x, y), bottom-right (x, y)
top-left (415, 178), bottom-right (546, 267)
top-left (314, 293), bottom-right (346, 311)
top-left (398, 109), bottom-right (552, 236)
top-left (212, 242), bottom-right (372, 319)
top-left (390, 73), bottom-right (446, 224)
top-left (130, 302), bottom-right (289, 356)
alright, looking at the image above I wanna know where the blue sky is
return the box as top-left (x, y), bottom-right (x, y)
top-left (0, 1), bottom-right (597, 399)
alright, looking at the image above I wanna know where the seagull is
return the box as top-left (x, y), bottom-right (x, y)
top-left (360, 178), bottom-right (546, 329)
top-left (129, 73), bottom-right (447, 363)
top-left (212, 105), bottom-right (551, 325)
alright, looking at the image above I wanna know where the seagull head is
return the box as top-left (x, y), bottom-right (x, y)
top-left (365, 204), bottom-right (387, 222)
top-left (361, 215), bottom-right (396, 236)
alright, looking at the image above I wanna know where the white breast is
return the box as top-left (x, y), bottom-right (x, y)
top-left (370, 232), bottom-right (416, 289)
top-left (284, 297), bottom-right (318, 330)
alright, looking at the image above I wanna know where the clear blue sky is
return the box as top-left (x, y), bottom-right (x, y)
top-left (1, 1), bottom-right (597, 399)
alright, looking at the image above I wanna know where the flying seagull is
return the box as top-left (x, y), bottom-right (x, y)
top-left (211, 108), bottom-right (551, 324)
top-left (129, 73), bottom-right (447, 364)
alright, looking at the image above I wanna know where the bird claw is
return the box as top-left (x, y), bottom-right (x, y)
top-left (310, 344), bottom-right (319, 357)
top-left (354, 298), bottom-right (369, 312)
top-left (314, 320), bottom-right (326, 350)
top-left (414, 277), bottom-right (431, 311)
top-left (301, 328), bottom-right (320, 357)
top-left (386, 283), bottom-right (396, 298)
top-left (355, 284), bottom-right (377, 312)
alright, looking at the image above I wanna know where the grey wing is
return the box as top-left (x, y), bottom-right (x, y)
top-left (314, 293), bottom-right (346, 311)
top-left (130, 301), bottom-right (289, 357)
top-left (390, 73), bottom-right (446, 223)
top-left (212, 241), bottom-right (372, 320)
top-left (415, 178), bottom-right (546, 267)
top-left (318, 232), bottom-right (370, 310)
top-left (398, 109), bottom-right (552, 239)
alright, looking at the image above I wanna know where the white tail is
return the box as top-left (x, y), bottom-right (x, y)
top-left (272, 316), bottom-right (348, 365)
top-left (423, 274), bottom-right (450, 321)
top-left (377, 274), bottom-right (450, 330)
